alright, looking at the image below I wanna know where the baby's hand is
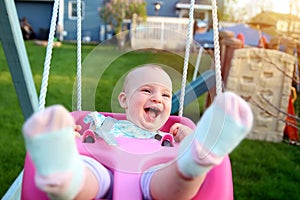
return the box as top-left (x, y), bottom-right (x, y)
top-left (74, 124), bottom-right (82, 138)
top-left (169, 123), bottom-right (193, 142)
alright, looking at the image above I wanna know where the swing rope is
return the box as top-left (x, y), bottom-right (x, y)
top-left (38, 0), bottom-right (82, 111)
top-left (76, 0), bottom-right (82, 111)
top-left (211, 0), bottom-right (223, 96)
top-left (38, 0), bottom-right (60, 111)
top-left (178, 0), bottom-right (223, 117)
top-left (178, 0), bottom-right (195, 117)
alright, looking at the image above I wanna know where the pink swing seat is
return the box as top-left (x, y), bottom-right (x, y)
top-left (21, 111), bottom-right (234, 200)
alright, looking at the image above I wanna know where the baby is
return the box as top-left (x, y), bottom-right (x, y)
top-left (23, 65), bottom-right (253, 199)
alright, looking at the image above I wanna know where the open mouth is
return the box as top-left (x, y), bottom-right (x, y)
top-left (145, 107), bottom-right (161, 119)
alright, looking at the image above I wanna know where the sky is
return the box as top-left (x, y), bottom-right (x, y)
top-left (238, 0), bottom-right (292, 13)
top-left (270, 0), bottom-right (291, 13)
top-left (231, 0), bottom-right (300, 21)
top-left (245, 0), bottom-right (297, 15)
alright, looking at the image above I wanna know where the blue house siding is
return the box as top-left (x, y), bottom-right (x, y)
top-left (63, 0), bottom-right (179, 42)
top-left (14, 0), bottom-right (197, 42)
top-left (63, 0), bottom-right (103, 41)
top-left (15, 1), bottom-right (53, 40)
top-left (146, 1), bottom-right (178, 17)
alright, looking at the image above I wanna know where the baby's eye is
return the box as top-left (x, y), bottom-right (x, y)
top-left (142, 89), bottom-right (151, 93)
top-left (163, 93), bottom-right (171, 98)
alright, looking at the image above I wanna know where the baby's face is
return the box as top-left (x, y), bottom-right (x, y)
top-left (119, 66), bottom-right (172, 132)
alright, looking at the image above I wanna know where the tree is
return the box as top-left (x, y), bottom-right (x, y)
top-left (288, 0), bottom-right (300, 36)
top-left (99, 0), bottom-right (147, 34)
top-left (218, 0), bottom-right (248, 22)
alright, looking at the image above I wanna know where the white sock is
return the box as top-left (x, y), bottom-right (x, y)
top-left (23, 105), bottom-right (85, 199)
top-left (177, 92), bottom-right (253, 178)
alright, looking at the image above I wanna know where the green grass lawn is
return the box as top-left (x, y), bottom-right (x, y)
top-left (1, 41), bottom-right (299, 199)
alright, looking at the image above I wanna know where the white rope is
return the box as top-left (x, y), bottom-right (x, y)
top-left (38, 0), bottom-right (82, 111)
top-left (192, 46), bottom-right (203, 81)
top-left (38, 0), bottom-right (60, 111)
top-left (76, 0), bottom-right (82, 111)
top-left (178, 0), bottom-right (195, 117)
top-left (211, 0), bottom-right (223, 96)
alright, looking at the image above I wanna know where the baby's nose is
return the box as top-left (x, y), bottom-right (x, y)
top-left (151, 93), bottom-right (162, 103)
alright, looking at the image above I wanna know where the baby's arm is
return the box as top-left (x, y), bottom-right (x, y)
top-left (169, 123), bottom-right (193, 142)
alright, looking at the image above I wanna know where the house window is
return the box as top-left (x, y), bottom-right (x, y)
top-left (68, 1), bottom-right (85, 20)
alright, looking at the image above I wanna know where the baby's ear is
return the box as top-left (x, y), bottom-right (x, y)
top-left (118, 92), bottom-right (128, 109)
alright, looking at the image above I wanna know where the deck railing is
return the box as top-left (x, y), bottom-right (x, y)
top-left (131, 16), bottom-right (190, 50)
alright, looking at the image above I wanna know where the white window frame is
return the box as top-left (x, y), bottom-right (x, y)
top-left (68, 1), bottom-right (85, 20)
